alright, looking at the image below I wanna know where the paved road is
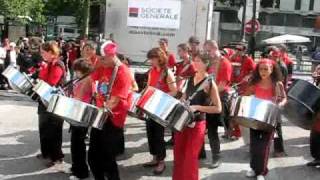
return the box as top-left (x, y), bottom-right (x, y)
top-left (0, 90), bottom-right (319, 180)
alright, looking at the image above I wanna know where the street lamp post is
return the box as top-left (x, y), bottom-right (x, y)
top-left (249, 0), bottom-right (257, 58)
top-left (240, 0), bottom-right (247, 42)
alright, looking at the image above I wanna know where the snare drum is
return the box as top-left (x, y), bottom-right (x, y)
top-left (230, 96), bottom-right (280, 131)
top-left (33, 80), bottom-right (60, 106)
top-left (47, 95), bottom-right (111, 130)
top-left (136, 86), bottom-right (193, 131)
top-left (2, 65), bottom-right (33, 94)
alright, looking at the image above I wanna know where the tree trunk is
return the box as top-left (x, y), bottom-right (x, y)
top-left (82, 0), bottom-right (90, 37)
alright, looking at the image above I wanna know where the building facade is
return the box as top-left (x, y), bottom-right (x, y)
top-left (215, 0), bottom-right (320, 50)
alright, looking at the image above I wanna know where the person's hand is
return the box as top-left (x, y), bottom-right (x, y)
top-left (189, 105), bottom-right (199, 113)
top-left (188, 122), bottom-right (196, 128)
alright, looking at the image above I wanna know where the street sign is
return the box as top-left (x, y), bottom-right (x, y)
top-left (245, 19), bottom-right (260, 34)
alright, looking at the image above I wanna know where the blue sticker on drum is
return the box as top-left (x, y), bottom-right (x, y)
top-left (98, 82), bottom-right (109, 95)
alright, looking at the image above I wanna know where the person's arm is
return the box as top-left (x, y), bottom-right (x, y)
top-left (275, 81), bottom-right (287, 107)
top-left (166, 69), bottom-right (177, 96)
top-left (105, 96), bottom-right (121, 110)
top-left (243, 85), bottom-right (255, 96)
top-left (48, 66), bottom-right (64, 86)
top-left (190, 80), bottom-right (222, 114)
top-left (217, 60), bottom-right (232, 92)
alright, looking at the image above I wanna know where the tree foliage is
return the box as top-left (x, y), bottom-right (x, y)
top-left (0, 0), bottom-right (45, 24)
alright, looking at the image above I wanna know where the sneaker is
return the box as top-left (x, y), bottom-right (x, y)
top-left (208, 155), bottom-right (220, 169)
top-left (153, 161), bottom-right (166, 175)
top-left (209, 159), bottom-right (221, 169)
top-left (51, 161), bottom-right (71, 173)
top-left (273, 152), bottom-right (287, 158)
top-left (257, 175), bottom-right (265, 180)
top-left (306, 159), bottom-right (320, 167)
top-left (69, 175), bottom-right (80, 180)
top-left (246, 169), bottom-right (256, 178)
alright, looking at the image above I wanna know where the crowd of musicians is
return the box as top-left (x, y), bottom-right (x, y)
top-left (4, 36), bottom-right (320, 180)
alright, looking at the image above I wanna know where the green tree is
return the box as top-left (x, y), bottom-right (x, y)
top-left (0, 0), bottom-right (45, 24)
top-left (44, 0), bottom-right (104, 36)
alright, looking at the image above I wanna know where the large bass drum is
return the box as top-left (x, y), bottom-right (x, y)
top-left (47, 95), bottom-right (111, 130)
top-left (2, 66), bottom-right (33, 94)
top-left (282, 79), bottom-right (320, 130)
top-left (230, 96), bottom-right (280, 131)
top-left (136, 86), bottom-right (193, 131)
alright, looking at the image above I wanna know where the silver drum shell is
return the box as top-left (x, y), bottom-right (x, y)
top-left (230, 96), bottom-right (280, 131)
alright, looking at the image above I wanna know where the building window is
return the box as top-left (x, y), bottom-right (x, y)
top-left (310, 0), bottom-right (314, 11)
top-left (295, 0), bottom-right (301, 10)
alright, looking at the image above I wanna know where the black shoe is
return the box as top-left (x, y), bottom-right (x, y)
top-left (153, 162), bottom-right (166, 175)
top-left (165, 138), bottom-right (174, 146)
top-left (306, 159), bottom-right (320, 167)
top-left (143, 160), bottom-right (159, 168)
top-left (198, 151), bottom-right (206, 160)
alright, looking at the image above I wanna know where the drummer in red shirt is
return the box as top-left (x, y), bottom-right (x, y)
top-left (80, 41), bottom-right (132, 180)
top-left (229, 45), bottom-right (256, 139)
top-left (159, 38), bottom-right (176, 69)
top-left (143, 47), bottom-right (177, 175)
top-left (244, 58), bottom-right (286, 180)
top-left (175, 43), bottom-right (196, 92)
top-left (230, 44), bottom-right (256, 92)
top-left (202, 40), bottom-right (233, 168)
top-left (37, 41), bottom-right (68, 172)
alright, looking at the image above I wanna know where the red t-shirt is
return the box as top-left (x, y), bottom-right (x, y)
top-left (175, 61), bottom-right (196, 90)
top-left (212, 57), bottom-right (232, 92)
top-left (167, 53), bottom-right (176, 69)
top-left (39, 62), bottom-right (64, 86)
top-left (254, 84), bottom-right (274, 101)
top-left (148, 67), bottom-right (170, 93)
top-left (73, 79), bottom-right (92, 103)
top-left (91, 63), bottom-right (131, 128)
top-left (68, 49), bottom-right (78, 65)
top-left (175, 61), bottom-right (196, 78)
top-left (231, 55), bottom-right (256, 83)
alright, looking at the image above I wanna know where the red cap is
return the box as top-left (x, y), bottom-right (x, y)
top-left (104, 43), bottom-right (117, 56)
top-left (100, 41), bottom-right (117, 56)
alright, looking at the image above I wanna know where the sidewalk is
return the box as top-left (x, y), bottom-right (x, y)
top-left (0, 90), bottom-right (319, 180)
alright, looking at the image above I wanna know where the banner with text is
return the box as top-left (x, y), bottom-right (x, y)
top-left (127, 0), bottom-right (181, 29)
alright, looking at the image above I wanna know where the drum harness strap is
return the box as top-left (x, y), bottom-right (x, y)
top-left (105, 59), bottom-right (121, 102)
top-left (181, 75), bottom-right (214, 122)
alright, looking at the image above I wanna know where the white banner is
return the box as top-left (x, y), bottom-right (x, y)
top-left (127, 0), bottom-right (181, 29)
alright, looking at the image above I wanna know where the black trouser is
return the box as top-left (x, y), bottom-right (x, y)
top-left (115, 128), bottom-right (125, 156)
top-left (250, 129), bottom-right (274, 176)
top-left (310, 129), bottom-right (320, 160)
top-left (146, 119), bottom-right (166, 161)
top-left (0, 64), bottom-right (7, 86)
top-left (199, 93), bottom-right (228, 159)
top-left (38, 111), bottom-right (64, 162)
top-left (88, 121), bottom-right (122, 180)
top-left (206, 114), bottom-right (221, 160)
top-left (70, 126), bottom-right (89, 178)
top-left (274, 122), bottom-right (285, 153)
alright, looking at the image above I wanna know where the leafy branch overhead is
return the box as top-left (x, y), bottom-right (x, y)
top-left (0, 0), bottom-right (45, 24)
